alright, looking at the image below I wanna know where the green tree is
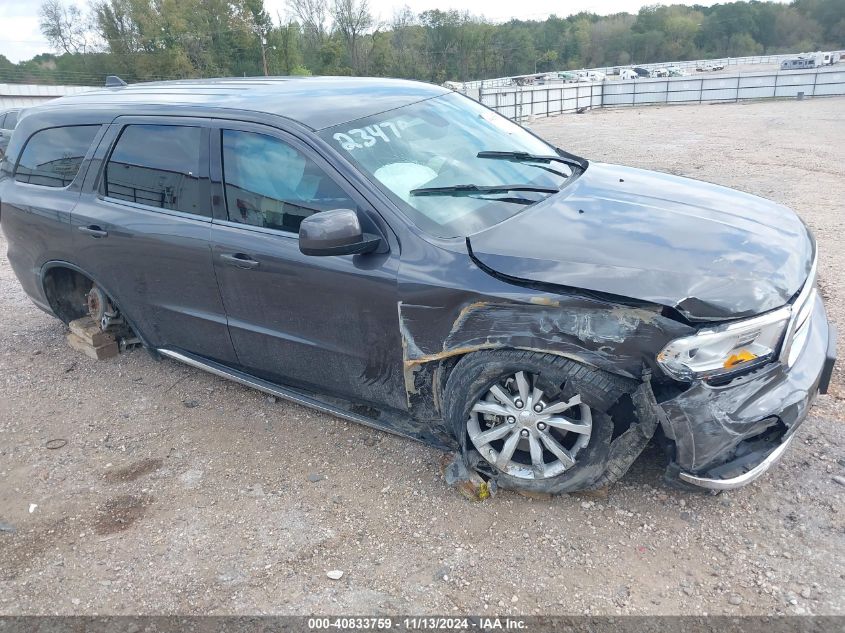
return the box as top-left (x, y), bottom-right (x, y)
top-left (330, 0), bottom-right (373, 73)
top-left (16, 0), bottom-right (841, 87)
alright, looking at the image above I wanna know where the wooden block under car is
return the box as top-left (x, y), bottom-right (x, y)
top-left (66, 332), bottom-right (119, 360)
top-left (68, 316), bottom-right (116, 347)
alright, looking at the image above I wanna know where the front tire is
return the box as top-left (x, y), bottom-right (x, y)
top-left (443, 350), bottom-right (638, 494)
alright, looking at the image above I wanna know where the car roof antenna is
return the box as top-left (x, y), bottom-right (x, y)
top-left (105, 75), bottom-right (128, 88)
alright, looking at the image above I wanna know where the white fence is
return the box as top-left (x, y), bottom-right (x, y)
top-left (476, 82), bottom-right (604, 120)
top-left (0, 83), bottom-right (93, 110)
top-left (4, 66), bottom-right (844, 121)
top-left (474, 66), bottom-right (845, 120)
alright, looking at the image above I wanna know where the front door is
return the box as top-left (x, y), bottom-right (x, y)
top-left (208, 122), bottom-right (407, 410)
top-left (72, 117), bottom-right (238, 364)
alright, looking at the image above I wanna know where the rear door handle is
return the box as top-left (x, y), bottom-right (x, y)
top-left (220, 253), bottom-right (260, 270)
top-left (78, 225), bottom-right (108, 238)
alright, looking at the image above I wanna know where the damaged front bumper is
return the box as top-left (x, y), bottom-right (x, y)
top-left (658, 292), bottom-right (836, 490)
top-left (677, 433), bottom-right (797, 490)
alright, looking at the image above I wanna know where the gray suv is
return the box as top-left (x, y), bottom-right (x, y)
top-left (0, 77), bottom-right (835, 494)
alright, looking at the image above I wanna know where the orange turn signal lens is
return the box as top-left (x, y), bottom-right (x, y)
top-left (724, 350), bottom-right (758, 368)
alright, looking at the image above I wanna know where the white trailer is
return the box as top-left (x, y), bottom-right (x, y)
top-left (822, 51), bottom-right (841, 65)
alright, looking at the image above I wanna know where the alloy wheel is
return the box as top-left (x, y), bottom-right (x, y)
top-left (467, 370), bottom-right (593, 479)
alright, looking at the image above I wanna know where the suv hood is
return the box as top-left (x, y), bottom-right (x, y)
top-left (468, 162), bottom-right (813, 321)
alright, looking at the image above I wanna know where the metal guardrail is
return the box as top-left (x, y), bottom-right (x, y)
top-left (471, 82), bottom-right (603, 120)
top-left (472, 67), bottom-right (845, 120)
top-left (4, 66), bottom-right (843, 122)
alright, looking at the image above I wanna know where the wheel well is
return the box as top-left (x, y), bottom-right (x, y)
top-left (433, 353), bottom-right (466, 412)
top-left (434, 347), bottom-right (636, 410)
top-left (435, 348), bottom-right (641, 431)
top-left (42, 266), bottom-right (94, 324)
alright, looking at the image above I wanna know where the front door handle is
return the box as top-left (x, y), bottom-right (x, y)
top-left (220, 253), bottom-right (260, 270)
top-left (78, 225), bottom-right (108, 238)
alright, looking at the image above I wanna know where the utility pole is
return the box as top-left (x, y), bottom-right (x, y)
top-left (261, 36), bottom-right (269, 76)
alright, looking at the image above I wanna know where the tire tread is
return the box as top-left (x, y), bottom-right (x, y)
top-left (443, 349), bottom-right (641, 494)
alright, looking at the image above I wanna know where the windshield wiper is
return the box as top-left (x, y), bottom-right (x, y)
top-left (477, 150), bottom-right (585, 171)
top-left (410, 183), bottom-right (559, 197)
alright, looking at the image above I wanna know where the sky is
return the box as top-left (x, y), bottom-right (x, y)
top-left (0, 0), bottom-right (790, 64)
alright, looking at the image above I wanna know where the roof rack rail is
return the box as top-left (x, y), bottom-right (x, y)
top-left (105, 75), bottom-right (127, 88)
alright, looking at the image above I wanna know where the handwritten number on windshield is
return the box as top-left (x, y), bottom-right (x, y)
top-left (334, 122), bottom-right (403, 152)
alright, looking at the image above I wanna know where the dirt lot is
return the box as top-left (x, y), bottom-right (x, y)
top-left (1, 97), bottom-right (844, 616)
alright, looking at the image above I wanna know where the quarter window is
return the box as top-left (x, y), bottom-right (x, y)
top-left (15, 125), bottom-right (100, 188)
top-left (221, 129), bottom-right (354, 233)
top-left (103, 124), bottom-right (208, 217)
top-left (5, 111), bottom-right (19, 129)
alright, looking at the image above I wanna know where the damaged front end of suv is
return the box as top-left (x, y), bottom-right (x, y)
top-left (656, 253), bottom-right (835, 489)
top-left (429, 160), bottom-right (837, 491)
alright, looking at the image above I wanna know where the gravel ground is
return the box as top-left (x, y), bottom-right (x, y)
top-left (1, 97), bottom-right (844, 617)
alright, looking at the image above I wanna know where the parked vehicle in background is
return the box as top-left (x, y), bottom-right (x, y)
top-left (0, 77), bottom-right (835, 494)
top-left (632, 67), bottom-right (651, 78)
top-left (0, 109), bottom-right (21, 158)
top-left (578, 70), bottom-right (606, 82)
top-left (711, 62), bottom-right (726, 71)
top-left (512, 74), bottom-right (544, 86)
top-left (808, 52), bottom-right (827, 67)
top-left (511, 73), bottom-right (554, 86)
top-left (816, 51), bottom-right (840, 66)
top-left (666, 66), bottom-right (687, 77)
top-left (619, 69), bottom-right (639, 80)
top-left (556, 71), bottom-right (579, 83)
top-left (442, 81), bottom-right (465, 92)
top-left (696, 62), bottom-right (712, 72)
top-left (652, 68), bottom-right (669, 78)
top-left (781, 57), bottom-right (817, 70)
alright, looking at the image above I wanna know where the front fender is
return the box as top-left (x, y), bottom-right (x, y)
top-left (398, 297), bottom-right (693, 404)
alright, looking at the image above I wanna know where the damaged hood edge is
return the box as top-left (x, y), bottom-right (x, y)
top-left (467, 239), bottom-right (809, 324)
top-left (465, 162), bottom-right (814, 322)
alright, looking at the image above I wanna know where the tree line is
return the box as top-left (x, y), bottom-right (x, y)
top-left (0, 0), bottom-right (843, 87)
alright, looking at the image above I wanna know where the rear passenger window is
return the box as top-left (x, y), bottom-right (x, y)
top-left (15, 125), bottom-right (100, 188)
top-left (221, 129), bottom-right (354, 233)
top-left (102, 124), bottom-right (208, 217)
top-left (5, 111), bottom-right (19, 129)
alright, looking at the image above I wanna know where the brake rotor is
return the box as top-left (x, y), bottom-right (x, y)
top-left (86, 286), bottom-right (109, 324)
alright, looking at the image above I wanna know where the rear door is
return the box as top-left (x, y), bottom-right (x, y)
top-left (72, 116), bottom-right (238, 363)
top-left (208, 121), bottom-right (407, 409)
top-left (0, 124), bottom-right (105, 304)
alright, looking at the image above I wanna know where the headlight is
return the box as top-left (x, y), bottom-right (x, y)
top-left (657, 306), bottom-right (791, 381)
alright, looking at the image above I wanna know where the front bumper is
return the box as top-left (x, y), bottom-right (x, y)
top-left (659, 292), bottom-right (836, 490)
top-left (677, 433), bottom-right (796, 490)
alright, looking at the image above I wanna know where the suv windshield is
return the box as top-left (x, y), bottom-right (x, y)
top-left (319, 92), bottom-right (578, 237)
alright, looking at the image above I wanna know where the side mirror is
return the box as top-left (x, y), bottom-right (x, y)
top-left (299, 208), bottom-right (382, 257)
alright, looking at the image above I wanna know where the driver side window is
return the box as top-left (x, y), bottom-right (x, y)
top-left (221, 129), bottom-right (354, 233)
